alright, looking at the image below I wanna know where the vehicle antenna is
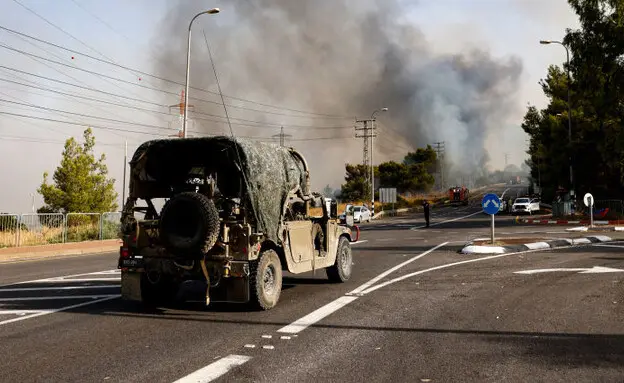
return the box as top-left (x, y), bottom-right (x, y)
top-left (203, 29), bottom-right (250, 198)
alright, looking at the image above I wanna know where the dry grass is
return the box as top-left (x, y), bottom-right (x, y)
top-left (0, 222), bottom-right (119, 248)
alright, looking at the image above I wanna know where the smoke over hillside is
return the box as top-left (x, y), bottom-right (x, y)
top-left (151, 0), bottom-right (523, 190)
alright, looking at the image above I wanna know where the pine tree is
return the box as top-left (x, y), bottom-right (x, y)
top-left (38, 128), bottom-right (118, 214)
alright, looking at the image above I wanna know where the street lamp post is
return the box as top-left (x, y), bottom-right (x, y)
top-left (182, 8), bottom-right (220, 139)
top-left (540, 39), bottom-right (574, 199)
top-left (370, 107), bottom-right (388, 218)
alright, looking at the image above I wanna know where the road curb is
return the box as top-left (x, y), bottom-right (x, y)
top-left (459, 235), bottom-right (613, 255)
top-left (516, 216), bottom-right (624, 225)
top-left (0, 239), bottom-right (121, 264)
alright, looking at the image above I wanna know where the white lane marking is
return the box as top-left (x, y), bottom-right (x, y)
top-left (0, 294), bottom-right (119, 302)
top-left (0, 295), bottom-right (119, 326)
top-left (243, 344), bottom-right (255, 348)
top-left (406, 237), bottom-right (424, 240)
top-left (0, 310), bottom-right (52, 315)
top-left (348, 242), bottom-right (449, 296)
top-left (410, 211), bottom-right (481, 230)
top-left (32, 278), bottom-right (121, 283)
top-left (0, 269), bottom-right (120, 287)
top-left (280, 336), bottom-right (291, 340)
top-left (277, 296), bottom-right (358, 334)
top-left (261, 334), bottom-right (272, 339)
top-left (0, 285), bottom-right (119, 292)
top-left (573, 238), bottom-right (592, 245)
top-left (376, 238), bottom-right (395, 242)
top-left (277, 242), bottom-right (448, 334)
top-left (173, 354), bottom-right (252, 383)
top-left (358, 241), bottom-right (615, 296)
top-left (262, 345), bottom-right (275, 350)
top-left (351, 240), bottom-right (368, 245)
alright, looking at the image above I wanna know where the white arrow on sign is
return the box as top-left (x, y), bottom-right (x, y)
top-left (514, 266), bottom-right (624, 275)
top-left (483, 200), bottom-right (500, 208)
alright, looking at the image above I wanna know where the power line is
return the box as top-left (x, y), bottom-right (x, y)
top-left (0, 73), bottom-right (353, 131)
top-left (11, 0), bottom-right (158, 91)
top-left (0, 110), bottom-right (356, 143)
top-left (0, 24), bottom-right (354, 119)
top-left (0, 58), bottom-right (354, 129)
top-left (0, 31), bottom-right (164, 127)
top-left (0, 111), bottom-right (169, 137)
top-left (0, 98), bottom-right (174, 132)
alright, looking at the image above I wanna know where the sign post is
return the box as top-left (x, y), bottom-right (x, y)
top-left (379, 188), bottom-right (397, 216)
top-left (583, 192), bottom-right (594, 228)
top-left (482, 193), bottom-right (501, 244)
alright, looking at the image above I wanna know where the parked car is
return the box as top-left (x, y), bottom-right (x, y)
top-left (353, 205), bottom-right (371, 223)
top-left (511, 197), bottom-right (540, 214)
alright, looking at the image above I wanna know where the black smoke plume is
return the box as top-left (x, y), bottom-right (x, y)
top-left (151, 0), bottom-right (523, 190)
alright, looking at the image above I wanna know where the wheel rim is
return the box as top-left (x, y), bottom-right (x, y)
top-left (263, 264), bottom-right (276, 296)
top-left (340, 246), bottom-right (351, 275)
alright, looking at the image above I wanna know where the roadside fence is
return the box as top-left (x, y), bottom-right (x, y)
top-left (0, 212), bottom-right (122, 248)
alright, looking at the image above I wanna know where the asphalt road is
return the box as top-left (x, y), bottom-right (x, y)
top-left (1, 189), bottom-right (622, 382)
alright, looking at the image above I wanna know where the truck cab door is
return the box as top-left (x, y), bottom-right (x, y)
top-left (284, 221), bottom-right (314, 266)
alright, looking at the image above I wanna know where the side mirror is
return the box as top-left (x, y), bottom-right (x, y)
top-left (345, 206), bottom-right (354, 226)
top-left (330, 200), bottom-right (338, 219)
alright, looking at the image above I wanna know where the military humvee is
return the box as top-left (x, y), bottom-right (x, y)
top-left (118, 136), bottom-right (355, 310)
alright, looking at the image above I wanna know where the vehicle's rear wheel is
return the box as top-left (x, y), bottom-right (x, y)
top-left (250, 249), bottom-right (282, 310)
top-left (326, 236), bottom-right (352, 283)
top-left (159, 192), bottom-right (220, 257)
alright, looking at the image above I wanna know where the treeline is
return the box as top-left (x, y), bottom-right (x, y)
top-left (522, 0), bottom-right (624, 202)
top-left (338, 145), bottom-right (438, 201)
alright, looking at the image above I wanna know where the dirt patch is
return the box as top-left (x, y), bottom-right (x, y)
top-left (472, 237), bottom-right (549, 246)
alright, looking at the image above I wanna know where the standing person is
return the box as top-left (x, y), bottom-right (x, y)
top-left (423, 200), bottom-right (430, 228)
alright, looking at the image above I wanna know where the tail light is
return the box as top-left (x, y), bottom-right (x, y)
top-left (120, 247), bottom-right (130, 258)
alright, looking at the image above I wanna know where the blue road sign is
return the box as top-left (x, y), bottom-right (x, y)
top-left (482, 193), bottom-right (501, 215)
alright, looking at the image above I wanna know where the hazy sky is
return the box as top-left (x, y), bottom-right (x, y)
top-left (0, 0), bottom-right (579, 213)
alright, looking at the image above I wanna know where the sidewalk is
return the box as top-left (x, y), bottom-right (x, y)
top-left (0, 239), bottom-right (121, 264)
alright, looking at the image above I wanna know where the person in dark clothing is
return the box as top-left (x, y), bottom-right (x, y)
top-left (423, 200), bottom-right (430, 227)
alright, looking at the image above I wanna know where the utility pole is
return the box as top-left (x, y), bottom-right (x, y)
top-left (433, 141), bottom-right (445, 190)
top-left (272, 126), bottom-right (292, 147)
top-left (355, 118), bottom-right (376, 212)
top-left (356, 108), bottom-right (387, 217)
top-left (122, 139), bottom-right (127, 210)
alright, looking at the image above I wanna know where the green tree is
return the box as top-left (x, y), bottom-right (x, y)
top-left (38, 128), bottom-right (118, 214)
top-left (339, 164), bottom-right (370, 201)
top-left (403, 145), bottom-right (437, 173)
top-left (378, 161), bottom-right (435, 193)
top-left (523, 0), bottom-right (624, 201)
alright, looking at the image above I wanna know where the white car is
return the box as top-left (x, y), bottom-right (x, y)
top-left (353, 205), bottom-right (371, 223)
top-left (511, 198), bottom-right (540, 215)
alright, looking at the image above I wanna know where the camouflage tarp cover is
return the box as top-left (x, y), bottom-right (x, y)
top-left (128, 136), bottom-right (308, 244)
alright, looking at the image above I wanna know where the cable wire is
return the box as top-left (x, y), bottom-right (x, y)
top-left (0, 23), bottom-right (354, 119)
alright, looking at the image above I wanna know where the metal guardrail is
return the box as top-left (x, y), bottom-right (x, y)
top-left (0, 212), bottom-right (121, 248)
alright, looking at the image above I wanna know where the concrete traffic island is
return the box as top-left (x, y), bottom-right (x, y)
top-left (459, 235), bottom-right (614, 255)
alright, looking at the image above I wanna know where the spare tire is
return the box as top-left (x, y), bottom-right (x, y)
top-left (159, 192), bottom-right (220, 257)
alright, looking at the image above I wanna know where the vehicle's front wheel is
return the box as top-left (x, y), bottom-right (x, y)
top-left (250, 249), bottom-right (283, 310)
top-left (326, 236), bottom-right (352, 283)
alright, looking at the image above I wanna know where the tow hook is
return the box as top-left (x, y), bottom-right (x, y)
top-left (223, 261), bottom-right (231, 278)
